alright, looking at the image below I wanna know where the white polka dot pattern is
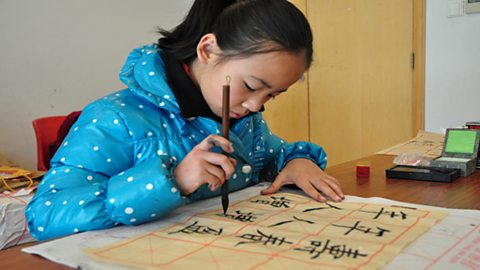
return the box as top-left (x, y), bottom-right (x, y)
top-left (24, 44), bottom-right (328, 241)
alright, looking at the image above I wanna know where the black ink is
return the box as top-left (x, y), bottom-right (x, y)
top-left (168, 221), bottom-right (223, 236)
top-left (251, 196), bottom-right (292, 208)
top-left (303, 202), bottom-right (342, 213)
top-left (332, 221), bottom-right (390, 237)
top-left (359, 207), bottom-right (408, 220)
top-left (218, 210), bottom-right (261, 223)
top-left (269, 216), bottom-right (315, 227)
top-left (236, 229), bottom-right (293, 247)
top-left (391, 205), bottom-right (417, 210)
top-left (294, 239), bottom-right (368, 260)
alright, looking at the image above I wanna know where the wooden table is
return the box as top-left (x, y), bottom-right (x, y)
top-left (2, 154), bottom-right (480, 269)
top-left (328, 155), bottom-right (480, 210)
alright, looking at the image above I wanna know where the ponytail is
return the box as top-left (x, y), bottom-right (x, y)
top-left (157, 0), bottom-right (235, 64)
top-left (157, 0), bottom-right (313, 68)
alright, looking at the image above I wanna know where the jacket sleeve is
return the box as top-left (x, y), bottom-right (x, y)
top-left (253, 114), bottom-right (328, 181)
top-left (25, 102), bottom-right (185, 240)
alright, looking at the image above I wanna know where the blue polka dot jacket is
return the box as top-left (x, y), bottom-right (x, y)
top-left (25, 44), bottom-right (328, 240)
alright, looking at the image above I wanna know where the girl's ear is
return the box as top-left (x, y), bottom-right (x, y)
top-left (196, 33), bottom-right (221, 64)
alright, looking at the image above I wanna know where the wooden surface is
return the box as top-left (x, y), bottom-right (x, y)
top-left (261, 0), bottom-right (427, 165)
top-left (264, 0), bottom-right (427, 164)
top-left (2, 154), bottom-right (480, 269)
top-left (308, 0), bottom-right (415, 166)
top-left (328, 155), bottom-right (480, 209)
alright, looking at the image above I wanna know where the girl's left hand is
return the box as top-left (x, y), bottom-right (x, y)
top-left (261, 158), bottom-right (344, 202)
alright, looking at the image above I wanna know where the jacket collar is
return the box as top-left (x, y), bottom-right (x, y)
top-left (162, 51), bottom-right (221, 122)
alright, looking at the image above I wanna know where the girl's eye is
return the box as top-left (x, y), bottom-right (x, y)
top-left (268, 89), bottom-right (287, 100)
top-left (244, 82), bottom-right (255, 92)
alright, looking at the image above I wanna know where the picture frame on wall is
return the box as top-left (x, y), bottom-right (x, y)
top-left (466, 0), bottom-right (480, 14)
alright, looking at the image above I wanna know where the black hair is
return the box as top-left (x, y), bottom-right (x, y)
top-left (157, 0), bottom-right (313, 68)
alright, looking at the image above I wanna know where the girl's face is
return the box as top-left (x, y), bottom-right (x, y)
top-left (191, 35), bottom-right (307, 119)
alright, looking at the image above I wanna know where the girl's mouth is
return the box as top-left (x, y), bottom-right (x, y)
top-left (230, 112), bottom-right (245, 119)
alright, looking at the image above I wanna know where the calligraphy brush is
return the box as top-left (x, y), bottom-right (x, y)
top-left (221, 76), bottom-right (231, 215)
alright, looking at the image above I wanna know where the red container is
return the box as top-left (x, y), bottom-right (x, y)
top-left (466, 125), bottom-right (480, 129)
top-left (356, 161), bottom-right (371, 178)
top-left (466, 120), bottom-right (480, 130)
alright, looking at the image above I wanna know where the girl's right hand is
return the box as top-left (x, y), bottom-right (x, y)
top-left (174, 134), bottom-right (236, 195)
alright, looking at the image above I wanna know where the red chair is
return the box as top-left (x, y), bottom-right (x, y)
top-left (32, 111), bottom-right (81, 171)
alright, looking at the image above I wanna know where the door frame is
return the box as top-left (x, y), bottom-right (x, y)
top-left (412, 0), bottom-right (426, 136)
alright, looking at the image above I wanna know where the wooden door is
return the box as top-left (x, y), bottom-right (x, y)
top-left (308, 0), bottom-right (414, 166)
top-left (263, 0), bottom-right (423, 166)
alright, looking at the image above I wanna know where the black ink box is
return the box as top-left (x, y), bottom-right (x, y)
top-left (386, 165), bottom-right (461, 183)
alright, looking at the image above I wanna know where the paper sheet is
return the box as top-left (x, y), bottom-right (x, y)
top-left (85, 192), bottom-right (445, 270)
top-left (376, 130), bottom-right (444, 158)
top-left (0, 193), bottom-right (35, 249)
top-left (23, 183), bottom-right (480, 270)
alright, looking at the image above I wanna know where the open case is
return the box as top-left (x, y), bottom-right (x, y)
top-left (430, 128), bottom-right (480, 176)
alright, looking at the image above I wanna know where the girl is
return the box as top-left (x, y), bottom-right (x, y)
top-left (26, 0), bottom-right (344, 241)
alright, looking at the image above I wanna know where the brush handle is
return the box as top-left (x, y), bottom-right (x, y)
top-left (221, 80), bottom-right (230, 214)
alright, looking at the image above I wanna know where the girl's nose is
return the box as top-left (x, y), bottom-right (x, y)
top-left (241, 98), bottom-right (263, 113)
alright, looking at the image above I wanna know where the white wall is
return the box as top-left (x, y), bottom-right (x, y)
top-left (0, 0), bottom-right (192, 169)
top-left (425, 0), bottom-right (480, 132)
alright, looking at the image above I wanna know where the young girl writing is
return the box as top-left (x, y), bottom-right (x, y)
top-left (26, 0), bottom-right (344, 241)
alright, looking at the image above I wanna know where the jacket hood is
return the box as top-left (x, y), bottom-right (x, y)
top-left (119, 44), bottom-right (180, 114)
